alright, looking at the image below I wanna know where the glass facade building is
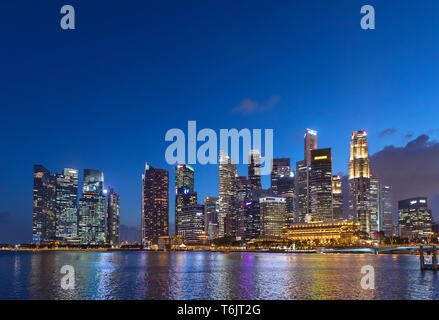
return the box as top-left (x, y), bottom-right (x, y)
top-left (141, 163), bottom-right (169, 246)
top-left (106, 186), bottom-right (120, 247)
top-left (309, 148), bottom-right (333, 221)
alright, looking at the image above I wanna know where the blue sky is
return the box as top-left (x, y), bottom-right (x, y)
top-left (1, 1), bottom-right (439, 242)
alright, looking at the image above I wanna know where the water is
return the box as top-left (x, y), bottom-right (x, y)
top-left (0, 251), bottom-right (438, 300)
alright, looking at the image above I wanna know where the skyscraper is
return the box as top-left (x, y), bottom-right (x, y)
top-left (271, 158), bottom-right (295, 225)
top-left (78, 169), bottom-right (106, 245)
top-left (380, 185), bottom-right (393, 237)
top-left (33, 165), bottom-right (56, 245)
top-left (141, 163), bottom-right (169, 246)
top-left (179, 204), bottom-right (205, 243)
top-left (55, 168), bottom-right (79, 244)
top-left (218, 151), bottom-right (237, 237)
top-left (259, 197), bottom-right (287, 238)
top-left (234, 175), bottom-right (251, 239)
top-left (332, 175), bottom-right (343, 220)
top-left (309, 148), bottom-right (333, 221)
top-left (369, 175), bottom-right (380, 236)
top-left (106, 187), bottom-right (120, 247)
top-left (348, 130), bottom-right (371, 234)
top-left (174, 164), bottom-right (195, 236)
top-left (398, 197), bottom-right (433, 240)
top-left (304, 129), bottom-right (318, 167)
top-left (295, 160), bottom-right (308, 222)
top-left (204, 196), bottom-right (219, 238)
top-left (248, 150), bottom-right (262, 191)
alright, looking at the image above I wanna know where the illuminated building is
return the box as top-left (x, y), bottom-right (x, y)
top-left (259, 197), bottom-right (287, 238)
top-left (176, 191), bottom-right (198, 237)
top-left (380, 185), bottom-right (393, 237)
top-left (348, 130), bottom-right (371, 234)
top-left (175, 164), bottom-right (195, 236)
top-left (295, 160), bottom-right (308, 222)
top-left (248, 150), bottom-right (262, 191)
top-left (204, 196), bottom-right (219, 236)
top-left (282, 220), bottom-right (360, 245)
top-left (332, 175), bottom-right (343, 220)
top-left (78, 169), bottom-right (106, 245)
top-left (55, 168), bottom-right (79, 244)
top-left (309, 148), bottom-right (333, 221)
top-left (271, 158), bottom-right (295, 225)
top-left (369, 175), bottom-right (380, 236)
top-left (106, 187), bottom-right (120, 247)
top-left (398, 197), bottom-right (433, 239)
top-left (32, 165), bottom-right (56, 245)
top-left (234, 176), bottom-right (251, 239)
top-left (141, 163), bottom-right (169, 246)
top-left (179, 204), bottom-right (205, 243)
top-left (304, 129), bottom-right (318, 167)
top-left (295, 129), bottom-right (318, 222)
top-left (218, 151), bottom-right (237, 237)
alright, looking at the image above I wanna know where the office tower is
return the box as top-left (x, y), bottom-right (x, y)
top-left (369, 175), bottom-right (380, 236)
top-left (55, 168), bottom-right (79, 244)
top-left (176, 192), bottom-right (198, 237)
top-left (271, 158), bottom-right (295, 225)
top-left (218, 151), bottom-right (237, 237)
top-left (141, 163), bottom-right (169, 246)
top-left (179, 204), bottom-right (205, 243)
top-left (248, 150), bottom-right (262, 191)
top-left (309, 148), bottom-right (333, 221)
top-left (398, 197), bottom-right (433, 239)
top-left (32, 165), bottom-right (56, 245)
top-left (204, 196), bottom-right (219, 232)
top-left (304, 129), bottom-right (318, 167)
top-left (78, 169), bottom-right (106, 245)
top-left (175, 164), bottom-right (195, 236)
top-left (234, 176), bottom-right (251, 239)
top-left (259, 197), bottom-right (287, 238)
top-left (295, 160), bottom-right (308, 222)
top-left (332, 175), bottom-right (343, 220)
top-left (106, 187), bottom-right (120, 247)
top-left (380, 185), bottom-right (393, 237)
top-left (348, 130), bottom-right (371, 234)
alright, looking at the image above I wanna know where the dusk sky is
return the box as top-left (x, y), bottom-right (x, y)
top-left (1, 1), bottom-right (439, 243)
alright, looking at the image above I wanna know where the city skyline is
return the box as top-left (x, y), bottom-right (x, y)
top-left (2, 1), bottom-right (439, 244)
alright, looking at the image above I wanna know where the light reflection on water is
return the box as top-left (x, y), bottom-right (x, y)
top-left (0, 251), bottom-right (438, 300)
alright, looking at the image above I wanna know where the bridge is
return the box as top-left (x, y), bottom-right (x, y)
top-left (319, 245), bottom-right (435, 254)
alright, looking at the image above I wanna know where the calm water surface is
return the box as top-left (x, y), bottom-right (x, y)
top-left (0, 251), bottom-right (438, 300)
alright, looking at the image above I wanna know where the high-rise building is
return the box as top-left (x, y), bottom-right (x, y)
top-left (179, 204), bottom-right (205, 243)
top-left (245, 189), bottom-right (273, 241)
top-left (271, 158), bottom-right (295, 225)
top-left (218, 151), bottom-right (237, 237)
top-left (369, 175), bottom-right (380, 236)
top-left (309, 148), bottom-right (333, 221)
top-left (176, 192), bottom-right (198, 237)
top-left (295, 160), bottom-right (308, 222)
top-left (304, 129), bottom-right (318, 167)
top-left (332, 175), bottom-right (343, 220)
top-left (141, 163), bottom-right (169, 246)
top-left (234, 176), bottom-right (251, 239)
top-left (248, 150), bottom-right (262, 191)
top-left (259, 197), bottom-right (287, 238)
top-left (380, 185), bottom-right (393, 237)
top-left (78, 169), bottom-right (106, 245)
top-left (398, 197), bottom-right (433, 240)
top-left (106, 187), bottom-right (120, 247)
top-left (55, 168), bottom-right (79, 244)
top-left (204, 196), bottom-right (219, 239)
top-left (32, 165), bottom-right (56, 245)
top-left (348, 130), bottom-right (371, 234)
top-left (174, 164), bottom-right (195, 236)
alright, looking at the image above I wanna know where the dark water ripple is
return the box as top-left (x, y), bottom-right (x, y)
top-left (0, 251), bottom-right (438, 300)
